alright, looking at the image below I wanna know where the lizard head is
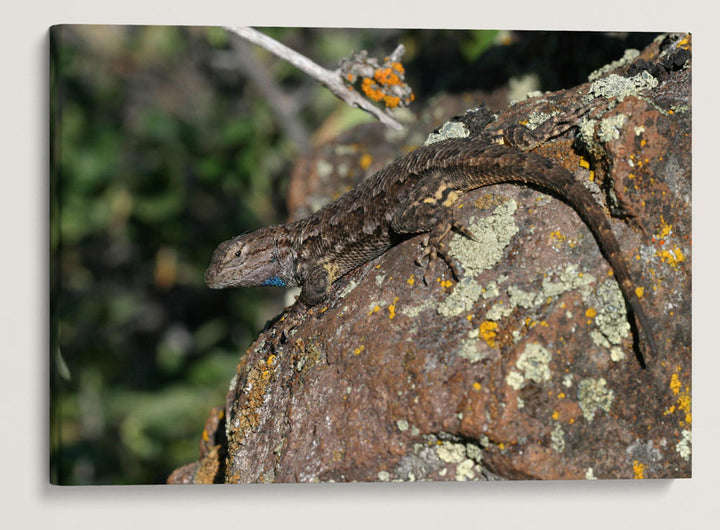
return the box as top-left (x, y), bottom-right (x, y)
top-left (204, 226), bottom-right (298, 289)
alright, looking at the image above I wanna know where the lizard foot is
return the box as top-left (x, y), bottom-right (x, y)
top-left (416, 223), bottom-right (464, 284)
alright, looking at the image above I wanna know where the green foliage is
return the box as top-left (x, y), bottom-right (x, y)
top-left (50, 25), bottom-right (297, 484)
top-left (459, 30), bottom-right (500, 62)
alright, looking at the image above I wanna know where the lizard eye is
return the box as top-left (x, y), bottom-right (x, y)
top-left (234, 250), bottom-right (242, 258)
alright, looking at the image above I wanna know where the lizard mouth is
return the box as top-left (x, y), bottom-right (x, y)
top-left (204, 265), bottom-right (222, 288)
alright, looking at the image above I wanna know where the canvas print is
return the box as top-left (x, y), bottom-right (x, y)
top-left (50, 26), bottom-right (691, 484)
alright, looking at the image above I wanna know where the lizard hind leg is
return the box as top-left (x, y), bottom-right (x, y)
top-left (391, 175), bottom-right (472, 284)
top-left (415, 220), bottom-right (466, 284)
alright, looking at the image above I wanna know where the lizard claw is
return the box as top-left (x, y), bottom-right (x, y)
top-left (417, 223), bottom-right (463, 284)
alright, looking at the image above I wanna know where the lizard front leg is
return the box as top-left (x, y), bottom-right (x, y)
top-left (296, 261), bottom-right (333, 306)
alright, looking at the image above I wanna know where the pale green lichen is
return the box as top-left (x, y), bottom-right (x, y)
top-left (610, 346), bottom-right (626, 362)
top-left (506, 370), bottom-right (526, 391)
top-left (482, 281), bottom-right (500, 299)
top-left (337, 280), bottom-right (358, 299)
top-left (466, 443), bottom-right (483, 463)
top-left (486, 301), bottom-right (514, 321)
top-left (448, 200), bottom-right (520, 277)
top-left (399, 297), bottom-right (435, 318)
top-left (455, 459), bottom-right (477, 481)
top-left (587, 49), bottom-right (640, 81)
top-left (524, 109), bottom-right (558, 131)
top-left (551, 423), bottom-right (566, 453)
top-left (585, 467), bottom-right (597, 480)
top-left (426, 120), bottom-right (470, 144)
top-left (374, 274), bottom-right (385, 286)
top-left (458, 337), bottom-right (488, 363)
top-left (517, 343), bottom-right (552, 383)
top-left (586, 71), bottom-right (659, 101)
top-left (598, 113), bottom-right (628, 142)
top-left (577, 377), bottom-right (614, 421)
top-left (543, 265), bottom-right (596, 299)
top-left (436, 441), bottom-right (466, 463)
top-left (435, 439), bottom-right (483, 481)
top-left (676, 429), bottom-right (692, 461)
top-left (377, 470), bottom-right (391, 482)
top-left (506, 343), bottom-right (552, 391)
top-left (366, 300), bottom-right (387, 314)
top-left (397, 419), bottom-right (409, 432)
top-left (437, 277), bottom-right (485, 318)
top-left (593, 280), bottom-right (631, 345)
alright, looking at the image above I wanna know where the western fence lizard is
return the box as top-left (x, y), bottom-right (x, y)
top-left (205, 110), bottom-right (659, 365)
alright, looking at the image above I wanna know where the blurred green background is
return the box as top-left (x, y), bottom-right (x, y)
top-left (49, 26), bottom-right (657, 484)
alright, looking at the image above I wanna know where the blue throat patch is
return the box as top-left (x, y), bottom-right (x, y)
top-left (262, 276), bottom-right (287, 287)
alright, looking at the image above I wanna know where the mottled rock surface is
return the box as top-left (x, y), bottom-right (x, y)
top-left (170, 33), bottom-right (691, 483)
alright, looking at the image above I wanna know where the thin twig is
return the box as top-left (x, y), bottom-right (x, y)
top-left (224, 26), bottom-right (404, 130)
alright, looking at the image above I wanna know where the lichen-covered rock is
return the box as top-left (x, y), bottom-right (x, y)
top-left (170, 33), bottom-right (691, 483)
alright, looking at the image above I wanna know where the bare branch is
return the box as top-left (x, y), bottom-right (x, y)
top-left (224, 26), bottom-right (404, 130)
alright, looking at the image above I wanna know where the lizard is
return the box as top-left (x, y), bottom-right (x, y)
top-left (204, 107), bottom-right (660, 366)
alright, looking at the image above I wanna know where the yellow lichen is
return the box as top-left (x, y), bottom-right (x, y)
top-left (359, 152), bottom-right (373, 170)
top-left (633, 460), bottom-right (646, 479)
top-left (670, 373), bottom-right (681, 394)
top-left (658, 246), bottom-right (685, 268)
top-left (479, 320), bottom-right (498, 348)
top-left (668, 369), bottom-right (692, 424)
top-left (388, 297), bottom-right (398, 319)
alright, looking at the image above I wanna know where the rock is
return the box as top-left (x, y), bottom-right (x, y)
top-left (170, 33), bottom-right (691, 483)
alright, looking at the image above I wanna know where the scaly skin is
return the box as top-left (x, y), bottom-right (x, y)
top-left (205, 130), bottom-right (658, 365)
